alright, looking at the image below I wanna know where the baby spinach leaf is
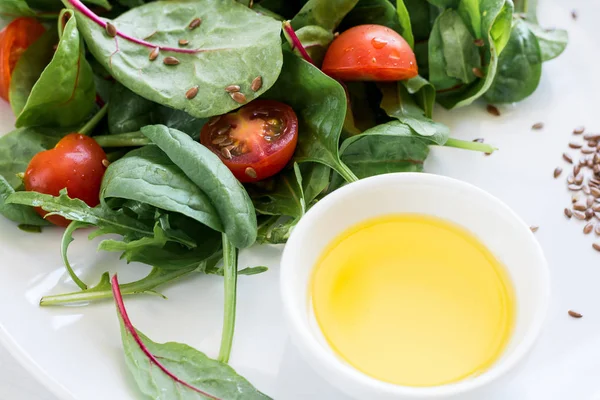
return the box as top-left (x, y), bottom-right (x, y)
top-left (112, 276), bottom-right (272, 400)
top-left (291, 0), bottom-right (358, 31)
top-left (101, 145), bottom-right (223, 232)
top-left (524, 22), bottom-right (567, 61)
top-left (9, 29), bottom-right (58, 117)
top-left (484, 19), bottom-right (542, 103)
top-left (340, 0), bottom-right (405, 38)
top-left (299, 162), bottom-right (330, 204)
top-left (426, 0), bottom-right (458, 8)
top-left (0, 1), bottom-right (34, 31)
top-left (295, 25), bottom-right (334, 66)
top-left (257, 0), bottom-right (302, 19)
top-left (218, 233), bottom-right (237, 363)
top-left (72, 0), bottom-right (283, 119)
top-left (249, 163), bottom-right (305, 218)
top-left (263, 52), bottom-right (356, 182)
top-left (439, 9), bottom-right (481, 84)
top-left (428, 10), bottom-right (462, 92)
top-left (396, 0), bottom-right (414, 48)
top-left (141, 125), bottom-right (257, 248)
top-left (15, 11), bottom-right (96, 128)
top-left (402, 76), bottom-right (435, 119)
top-left (0, 175), bottom-right (49, 226)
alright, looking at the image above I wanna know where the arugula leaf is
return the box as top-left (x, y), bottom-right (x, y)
top-left (111, 275), bottom-right (271, 400)
top-left (0, 175), bottom-right (48, 226)
top-left (291, 0), bottom-right (358, 31)
top-left (71, 0), bottom-right (283, 118)
top-left (485, 19), bottom-right (542, 103)
top-left (141, 125), bottom-right (257, 248)
top-left (15, 10), bottom-right (96, 128)
top-left (62, 221), bottom-right (92, 290)
top-left (524, 22), bottom-right (567, 62)
top-left (263, 51), bottom-right (357, 182)
top-left (101, 145), bottom-right (223, 232)
top-left (9, 28), bottom-right (58, 117)
top-left (0, 1), bottom-right (35, 35)
top-left (249, 163), bottom-right (305, 218)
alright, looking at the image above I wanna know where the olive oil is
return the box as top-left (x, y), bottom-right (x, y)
top-left (311, 214), bottom-right (515, 387)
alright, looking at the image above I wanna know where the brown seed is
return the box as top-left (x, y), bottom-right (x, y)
top-left (573, 164), bottom-right (581, 176)
top-left (185, 86), bottom-right (199, 100)
top-left (216, 125), bottom-right (230, 135)
top-left (105, 22), bottom-right (117, 37)
top-left (472, 67), bottom-right (484, 78)
top-left (568, 310), bottom-right (583, 318)
top-left (595, 165), bottom-right (600, 176)
top-left (584, 222), bottom-right (595, 234)
top-left (211, 136), bottom-right (227, 145)
top-left (573, 203), bottom-right (587, 211)
top-left (225, 85), bottom-right (241, 93)
top-left (595, 224), bottom-right (600, 235)
top-left (567, 175), bottom-right (575, 184)
top-left (572, 195), bottom-right (579, 204)
top-left (574, 126), bottom-right (585, 134)
top-left (589, 140), bottom-right (598, 147)
top-left (101, 159), bottom-right (110, 168)
top-left (486, 104), bottom-right (500, 116)
top-left (473, 138), bottom-right (484, 143)
top-left (573, 210), bottom-right (586, 220)
top-left (553, 167), bottom-right (562, 178)
top-left (244, 167), bottom-right (257, 179)
top-left (563, 153), bottom-right (573, 164)
top-left (149, 47), bottom-right (159, 61)
top-left (575, 174), bottom-right (584, 185)
top-left (591, 187), bottom-right (600, 198)
top-left (593, 204), bottom-right (600, 212)
top-left (594, 243), bottom-right (600, 252)
top-left (584, 185), bottom-right (592, 195)
top-left (530, 226), bottom-right (539, 233)
top-left (220, 139), bottom-right (234, 147)
top-left (594, 153), bottom-right (600, 164)
top-left (571, 10), bottom-right (578, 20)
top-left (588, 196), bottom-right (595, 208)
top-left (564, 208), bottom-right (573, 218)
top-left (584, 133), bottom-right (600, 140)
top-left (221, 147), bottom-right (232, 159)
top-left (178, 39), bottom-right (189, 46)
top-left (586, 209), bottom-right (595, 219)
top-left (189, 17), bottom-right (202, 30)
top-left (251, 76), bottom-right (263, 92)
top-left (582, 147), bottom-right (595, 154)
top-left (231, 92), bottom-right (246, 104)
top-left (474, 38), bottom-right (485, 47)
top-left (531, 122), bottom-right (544, 130)
top-left (569, 142), bottom-right (582, 149)
top-left (591, 178), bottom-right (600, 185)
top-left (568, 184), bottom-right (582, 191)
top-left (163, 56), bottom-right (180, 65)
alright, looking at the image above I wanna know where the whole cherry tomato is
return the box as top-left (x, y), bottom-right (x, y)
top-left (322, 24), bottom-right (418, 82)
top-left (200, 100), bottom-right (299, 183)
top-left (24, 134), bottom-right (108, 227)
top-left (0, 17), bottom-right (46, 101)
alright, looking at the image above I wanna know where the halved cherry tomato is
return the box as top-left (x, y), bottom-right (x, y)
top-left (0, 17), bottom-right (45, 101)
top-left (24, 134), bottom-right (108, 227)
top-left (200, 100), bottom-right (299, 183)
top-left (322, 24), bottom-right (418, 82)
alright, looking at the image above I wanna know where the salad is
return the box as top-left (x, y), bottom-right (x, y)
top-left (0, 0), bottom-right (566, 398)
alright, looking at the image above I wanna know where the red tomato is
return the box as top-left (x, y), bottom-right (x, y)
top-left (200, 100), bottom-right (299, 183)
top-left (24, 134), bottom-right (108, 227)
top-left (322, 24), bottom-right (418, 82)
top-left (0, 17), bottom-right (45, 101)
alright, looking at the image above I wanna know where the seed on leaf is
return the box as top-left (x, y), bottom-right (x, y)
top-left (225, 85), bottom-right (241, 93)
top-left (105, 22), bottom-right (117, 38)
top-left (486, 104), bottom-right (500, 116)
top-left (231, 92), bottom-right (247, 104)
top-left (185, 86), bottom-right (199, 100)
top-left (163, 56), bottom-right (180, 65)
top-left (472, 67), bottom-right (484, 78)
top-left (178, 39), bottom-right (189, 46)
top-left (251, 76), bottom-right (263, 92)
top-left (474, 38), bottom-right (485, 47)
top-left (189, 17), bottom-right (202, 30)
top-left (245, 167), bottom-right (257, 179)
top-left (149, 47), bottom-right (159, 61)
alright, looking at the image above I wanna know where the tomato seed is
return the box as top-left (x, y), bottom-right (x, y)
top-left (221, 148), bottom-right (232, 159)
top-left (245, 167), bottom-right (257, 179)
top-left (101, 159), bottom-right (110, 168)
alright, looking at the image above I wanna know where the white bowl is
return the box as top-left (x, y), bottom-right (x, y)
top-left (280, 173), bottom-right (550, 400)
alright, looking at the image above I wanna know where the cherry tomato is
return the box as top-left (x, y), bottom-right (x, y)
top-left (24, 134), bottom-right (108, 227)
top-left (200, 100), bottom-right (299, 183)
top-left (0, 17), bottom-right (45, 101)
top-left (322, 24), bottom-right (418, 82)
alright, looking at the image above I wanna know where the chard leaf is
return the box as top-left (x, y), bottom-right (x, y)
top-left (101, 145), bottom-right (223, 232)
top-left (111, 275), bottom-right (272, 400)
top-left (15, 10), bottom-right (96, 128)
top-left (140, 125), bottom-right (257, 249)
top-left (291, 0), bottom-right (359, 31)
top-left (294, 25), bottom-right (334, 66)
top-left (0, 175), bottom-right (48, 226)
top-left (71, 0), bottom-right (283, 118)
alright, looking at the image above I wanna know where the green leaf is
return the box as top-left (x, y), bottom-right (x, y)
top-left (101, 145), bottom-right (223, 232)
top-left (113, 280), bottom-right (272, 400)
top-left (291, 0), bottom-right (359, 31)
top-left (218, 233), bottom-right (238, 364)
top-left (249, 163), bottom-right (305, 218)
top-left (141, 125), bottom-right (257, 248)
top-left (402, 76), bottom-right (436, 119)
top-left (299, 162), bottom-right (330, 204)
top-left (15, 10), bottom-right (95, 128)
top-left (61, 221), bottom-right (91, 290)
top-left (524, 22), bottom-right (567, 62)
top-left (295, 25), bottom-right (334, 66)
top-left (484, 19), bottom-right (542, 103)
top-left (9, 28), bottom-right (58, 117)
top-left (428, 10), bottom-right (462, 92)
top-left (72, 0), bottom-right (283, 118)
top-left (340, 0), bottom-right (406, 39)
top-left (439, 9), bottom-right (481, 84)
top-left (257, 0), bottom-right (301, 19)
top-left (0, 1), bottom-right (34, 32)
top-left (426, 0), bottom-right (458, 7)
top-left (396, 0), bottom-right (414, 48)
top-left (263, 52), bottom-right (354, 181)
top-left (340, 121), bottom-right (430, 178)
top-left (0, 175), bottom-right (49, 226)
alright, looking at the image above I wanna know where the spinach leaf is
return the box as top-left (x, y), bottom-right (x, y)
top-left (439, 9), bottom-right (481, 84)
top-left (72, 0), bottom-right (283, 119)
top-left (402, 76), bottom-right (435, 119)
top-left (426, 0), bottom-right (458, 7)
top-left (100, 145), bottom-right (223, 232)
top-left (9, 28), bottom-right (58, 117)
top-left (340, 0), bottom-right (405, 39)
top-left (524, 22), bottom-right (567, 62)
top-left (141, 125), bottom-right (257, 248)
top-left (15, 10), bottom-right (96, 128)
top-left (263, 52), bottom-right (357, 182)
top-left (300, 162), bottom-right (330, 204)
top-left (291, 0), bottom-right (358, 31)
top-left (295, 25), bottom-right (334, 66)
top-left (218, 233), bottom-right (237, 363)
top-left (0, 0), bottom-right (34, 29)
top-left (249, 163), bottom-right (305, 218)
top-left (484, 19), bottom-right (542, 103)
top-left (428, 10), bottom-right (462, 92)
top-left (112, 276), bottom-right (272, 400)
top-left (0, 176), bottom-right (48, 226)
top-left (396, 0), bottom-right (414, 48)
top-left (340, 121), bottom-right (430, 178)
top-left (256, 0), bottom-right (303, 20)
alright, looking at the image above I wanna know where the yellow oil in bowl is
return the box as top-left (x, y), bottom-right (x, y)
top-left (311, 214), bottom-right (515, 387)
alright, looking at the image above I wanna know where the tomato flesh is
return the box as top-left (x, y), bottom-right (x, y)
top-left (0, 17), bottom-right (45, 101)
top-left (200, 100), bottom-right (299, 183)
top-left (24, 134), bottom-right (108, 227)
top-left (322, 24), bottom-right (418, 82)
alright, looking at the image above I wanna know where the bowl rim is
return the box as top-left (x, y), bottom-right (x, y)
top-left (280, 172), bottom-right (551, 398)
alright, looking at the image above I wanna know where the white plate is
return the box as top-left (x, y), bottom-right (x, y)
top-left (1, 1), bottom-right (600, 399)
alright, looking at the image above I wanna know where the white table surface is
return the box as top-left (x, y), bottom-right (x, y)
top-left (0, 346), bottom-right (55, 400)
